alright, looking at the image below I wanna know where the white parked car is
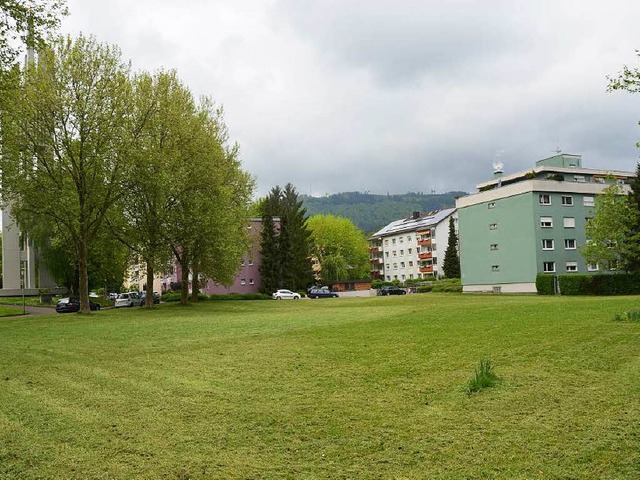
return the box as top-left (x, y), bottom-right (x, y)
top-left (272, 289), bottom-right (301, 300)
top-left (115, 292), bottom-right (142, 308)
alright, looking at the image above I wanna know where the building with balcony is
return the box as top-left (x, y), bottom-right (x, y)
top-left (455, 154), bottom-right (635, 293)
top-left (369, 208), bottom-right (457, 281)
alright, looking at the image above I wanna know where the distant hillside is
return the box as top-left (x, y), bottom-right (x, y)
top-left (302, 191), bottom-right (467, 234)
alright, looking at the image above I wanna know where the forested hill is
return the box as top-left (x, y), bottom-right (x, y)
top-left (301, 191), bottom-right (468, 234)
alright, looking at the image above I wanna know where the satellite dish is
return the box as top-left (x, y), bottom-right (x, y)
top-left (492, 160), bottom-right (504, 173)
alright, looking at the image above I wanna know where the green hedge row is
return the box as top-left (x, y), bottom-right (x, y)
top-left (161, 292), bottom-right (272, 302)
top-left (536, 273), bottom-right (640, 295)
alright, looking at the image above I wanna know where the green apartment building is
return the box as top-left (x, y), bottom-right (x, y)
top-left (455, 154), bottom-right (635, 293)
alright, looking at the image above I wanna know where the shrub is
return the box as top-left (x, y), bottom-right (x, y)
top-left (555, 273), bottom-right (640, 295)
top-left (558, 274), bottom-right (592, 295)
top-left (160, 292), bottom-right (182, 302)
top-left (613, 310), bottom-right (640, 322)
top-left (416, 285), bottom-right (433, 293)
top-left (467, 359), bottom-right (499, 395)
top-left (210, 293), bottom-right (272, 301)
top-left (535, 273), bottom-right (555, 295)
top-left (431, 278), bottom-right (462, 293)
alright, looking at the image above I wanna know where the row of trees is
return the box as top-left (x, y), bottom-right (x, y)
top-left (0, 35), bottom-right (253, 311)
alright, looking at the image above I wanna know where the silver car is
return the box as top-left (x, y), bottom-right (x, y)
top-left (272, 289), bottom-right (301, 300)
top-left (115, 292), bottom-right (142, 308)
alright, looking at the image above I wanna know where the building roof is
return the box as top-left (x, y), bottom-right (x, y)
top-left (370, 208), bottom-right (456, 238)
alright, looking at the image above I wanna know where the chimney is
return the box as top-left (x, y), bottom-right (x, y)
top-left (412, 211), bottom-right (420, 219)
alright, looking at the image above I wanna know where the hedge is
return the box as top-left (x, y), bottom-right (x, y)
top-left (536, 273), bottom-right (640, 295)
top-left (536, 274), bottom-right (555, 295)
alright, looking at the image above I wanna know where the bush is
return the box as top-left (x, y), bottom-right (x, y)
top-left (614, 309), bottom-right (640, 322)
top-left (431, 278), bottom-right (461, 293)
top-left (210, 293), bottom-right (272, 301)
top-left (558, 274), bottom-right (592, 295)
top-left (556, 273), bottom-right (640, 295)
top-left (535, 273), bottom-right (555, 295)
top-left (467, 359), bottom-right (499, 395)
top-left (160, 292), bottom-right (181, 302)
top-left (416, 285), bottom-right (433, 293)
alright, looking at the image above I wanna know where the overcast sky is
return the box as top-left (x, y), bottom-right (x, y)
top-left (61, 0), bottom-right (640, 197)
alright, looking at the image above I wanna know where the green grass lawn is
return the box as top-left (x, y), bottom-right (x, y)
top-left (0, 306), bottom-right (24, 317)
top-left (1, 294), bottom-right (639, 479)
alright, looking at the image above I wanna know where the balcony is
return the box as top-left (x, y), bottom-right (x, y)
top-left (419, 265), bottom-right (433, 273)
top-left (369, 257), bottom-right (383, 264)
top-left (418, 252), bottom-right (432, 260)
top-left (368, 246), bottom-right (382, 254)
top-left (418, 238), bottom-right (431, 246)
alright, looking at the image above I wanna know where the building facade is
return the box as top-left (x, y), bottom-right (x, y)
top-left (456, 154), bottom-right (634, 293)
top-left (369, 209), bottom-right (457, 281)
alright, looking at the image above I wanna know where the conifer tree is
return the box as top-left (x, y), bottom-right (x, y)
top-left (443, 216), bottom-right (460, 278)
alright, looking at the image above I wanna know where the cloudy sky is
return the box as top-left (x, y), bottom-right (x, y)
top-left (61, 0), bottom-right (640, 197)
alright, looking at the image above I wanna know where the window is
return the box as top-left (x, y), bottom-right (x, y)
top-left (561, 195), bottom-right (573, 206)
top-left (432, 244), bottom-right (437, 251)
top-left (399, 236), bottom-right (404, 243)
top-left (543, 261), bottom-right (556, 273)
top-left (386, 264), bottom-right (390, 270)
top-left (573, 175), bottom-right (586, 183)
top-left (248, 258), bottom-right (254, 266)
top-left (385, 239), bottom-right (389, 245)
top-left (566, 262), bottom-right (578, 272)
top-left (488, 202), bottom-right (496, 209)
top-left (563, 217), bottom-right (576, 228)
top-left (587, 263), bottom-right (599, 272)
top-left (386, 276), bottom-right (391, 281)
top-left (400, 249), bottom-right (404, 255)
top-left (408, 248), bottom-right (412, 254)
top-left (492, 265), bottom-right (500, 272)
top-left (432, 258), bottom-right (437, 265)
top-left (400, 262), bottom-right (405, 268)
top-left (539, 194), bottom-right (551, 205)
top-left (583, 196), bottom-right (595, 207)
top-left (392, 239), bottom-right (396, 244)
top-left (385, 251), bottom-right (389, 257)
top-left (393, 263), bottom-right (398, 270)
top-left (490, 244), bottom-right (499, 251)
top-left (540, 217), bottom-right (553, 228)
top-left (409, 261), bottom-right (413, 267)
top-left (541, 239), bottom-right (554, 250)
top-left (564, 239), bottom-right (576, 250)
top-left (489, 223), bottom-right (498, 230)
top-left (409, 274), bottom-right (414, 279)
top-left (407, 236), bottom-right (412, 242)
top-left (401, 274), bottom-right (406, 280)
top-left (240, 278), bottom-right (246, 285)
top-left (393, 250), bottom-right (397, 256)
top-left (249, 279), bottom-right (254, 285)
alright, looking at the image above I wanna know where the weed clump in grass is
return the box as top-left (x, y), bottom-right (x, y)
top-left (613, 310), bottom-right (640, 322)
top-left (467, 359), bottom-right (499, 395)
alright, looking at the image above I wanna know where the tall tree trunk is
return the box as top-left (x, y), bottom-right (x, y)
top-left (191, 263), bottom-right (200, 302)
top-left (180, 258), bottom-right (190, 305)
top-left (145, 261), bottom-right (154, 307)
top-left (78, 240), bottom-right (90, 313)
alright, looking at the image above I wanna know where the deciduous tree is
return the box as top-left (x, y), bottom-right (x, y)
top-left (0, 35), bottom-right (133, 312)
top-left (306, 214), bottom-right (369, 283)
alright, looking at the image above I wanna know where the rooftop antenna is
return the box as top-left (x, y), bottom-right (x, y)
top-left (554, 146), bottom-right (562, 154)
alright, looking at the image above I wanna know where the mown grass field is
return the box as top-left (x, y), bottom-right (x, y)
top-left (1, 294), bottom-right (639, 479)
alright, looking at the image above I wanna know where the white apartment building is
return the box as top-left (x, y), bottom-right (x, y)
top-left (369, 208), bottom-right (457, 282)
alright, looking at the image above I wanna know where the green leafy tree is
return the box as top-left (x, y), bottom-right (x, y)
top-left (0, 35), bottom-right (133, 312)
top-left (443, 216), bottom-right (460, 278)
top-left (306, 214), bottom-right (369, 283)
top-left (581, 184), bottom-right (636, 271)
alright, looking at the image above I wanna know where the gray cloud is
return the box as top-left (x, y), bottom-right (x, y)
top-left (62, 0), bottom-right (640, 199)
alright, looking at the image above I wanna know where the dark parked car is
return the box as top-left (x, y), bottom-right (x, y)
top-left (139, 292), bottom-right (160, 305)
top-left (377, 286), bottom-right (407, 296)
top-left (307, 287), bottom-right (339, 299)
top-left (55, 297), bottom-right (101, 313)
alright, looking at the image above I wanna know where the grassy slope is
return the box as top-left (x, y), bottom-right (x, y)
top-left (0, 294), bottom-right (639, 479)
